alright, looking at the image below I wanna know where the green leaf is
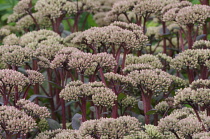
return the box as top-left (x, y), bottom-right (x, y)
top-left (146, 109), bottom-right (157, 115)
top-left (1, 13), bottom-right (11, 21)
top-left (48, 81), bottom-right (63, 89)
top-left (29, 95), bottom-right (51, 101)
top-left (46, 118), bottom-right (62, 130)
top-left (0, 4), bottom-right (11, 11)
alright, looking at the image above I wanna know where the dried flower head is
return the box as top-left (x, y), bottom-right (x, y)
top-left (0, 105), bottom-right (37, 135)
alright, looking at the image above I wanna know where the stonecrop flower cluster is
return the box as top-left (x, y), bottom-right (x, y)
top-left (1, 0), bottom-right (210, 138)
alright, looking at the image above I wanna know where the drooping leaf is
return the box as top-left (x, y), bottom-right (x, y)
top-left (71, 113), bottom-right (82, 130)
top-left (46, 118), bottom-right (61, 130)
top-left (196, 34), bottom-right (206, 40)
top-left (29, 95), bottom-right (51, 101)
top-left (138, 101), bottom-right (144, 110)
top-left (159, 27), bottom-right (170, 36)
top-left (0, 4), bottom-right (11, 11)
top-left (48, 81), bottom-right (63, 89)
top-left (146, 109), bottom-right (157, 115)
top-left (89, 106), bottom-right (95, 112)
top-left (61, 30), bottom-right (71, 38)
top-left (54, 101), bottom-right (76, 112)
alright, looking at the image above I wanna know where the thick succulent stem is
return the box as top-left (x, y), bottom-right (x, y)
top-left (187, 25), bottom-right (194, 49)
top-left (192, 106), bottom-right (206, 132)
top-left (47, 69), bottom-right (56, 120)
top-left (187, 67), bottom-right (195, 83)
top-left (111, 100), bottom-right (118, 118)
top-left (162, 21), bottom-right (167, 54)
top-left (141, 91), bottom-right (152, 124)
top-left (61, 98), bottom-right (66, 129)
top-left (81, 96), bottom-right (87, 122)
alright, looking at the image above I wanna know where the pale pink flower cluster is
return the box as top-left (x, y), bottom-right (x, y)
top-left (17, 99), bottom-right (50, 119)
top-left (125, 54), bottom-right (163, 69)
top-left (0, 105), bottom-right (37, 135)
top-left (79, 116), bottom-right (141, 138)
top-left (19, 30), bottom-right (62, 49)
top-left (71, 22), bottom-right (148, 51)
top-left (1, 46), bottom-right (32, 66)
top-left (193, 40), bottom-right (210, 49)
top-left (26, 70), bottom-right (45, 85)
top-left (0, 69), bottom-right (29, 87)
top-left (2, 34), bottom-right (19, 45)
top-left (123, 63), bottom-right (154, 73)
top-left (128, 69), bottom-right (172, 94)
top-left (158, 108), bottom-right (205, 138)
top-left (35, 0), bottom-right (76, 20)
top-left (174, 87), bottom-right (210, 107)
top-left (104, 72), bottom-right (136, 86)
top-left (170, 49), bottom-right (210, 71)
top-left (176, 5), bottom-right (210, 26)
top-left (13, 0), bottom-right (31, 14)
top-left (121, 95), bottom-right (137, 108)
top-left (60, 81), bottom-right (116, 107)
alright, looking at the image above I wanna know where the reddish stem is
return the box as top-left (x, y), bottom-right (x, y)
top-left (141, 91), bottom-right (152, 124)
top-left (81, 96), bottom-right (87, 122)
top-left (187, 25), bottom-right (194, 49)
top-left (61, 98), bottom-right (66, 129)
top-left (111, 100), bottom-right (118, 118)
top-left (162, 22), bottom-right (167, 54)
